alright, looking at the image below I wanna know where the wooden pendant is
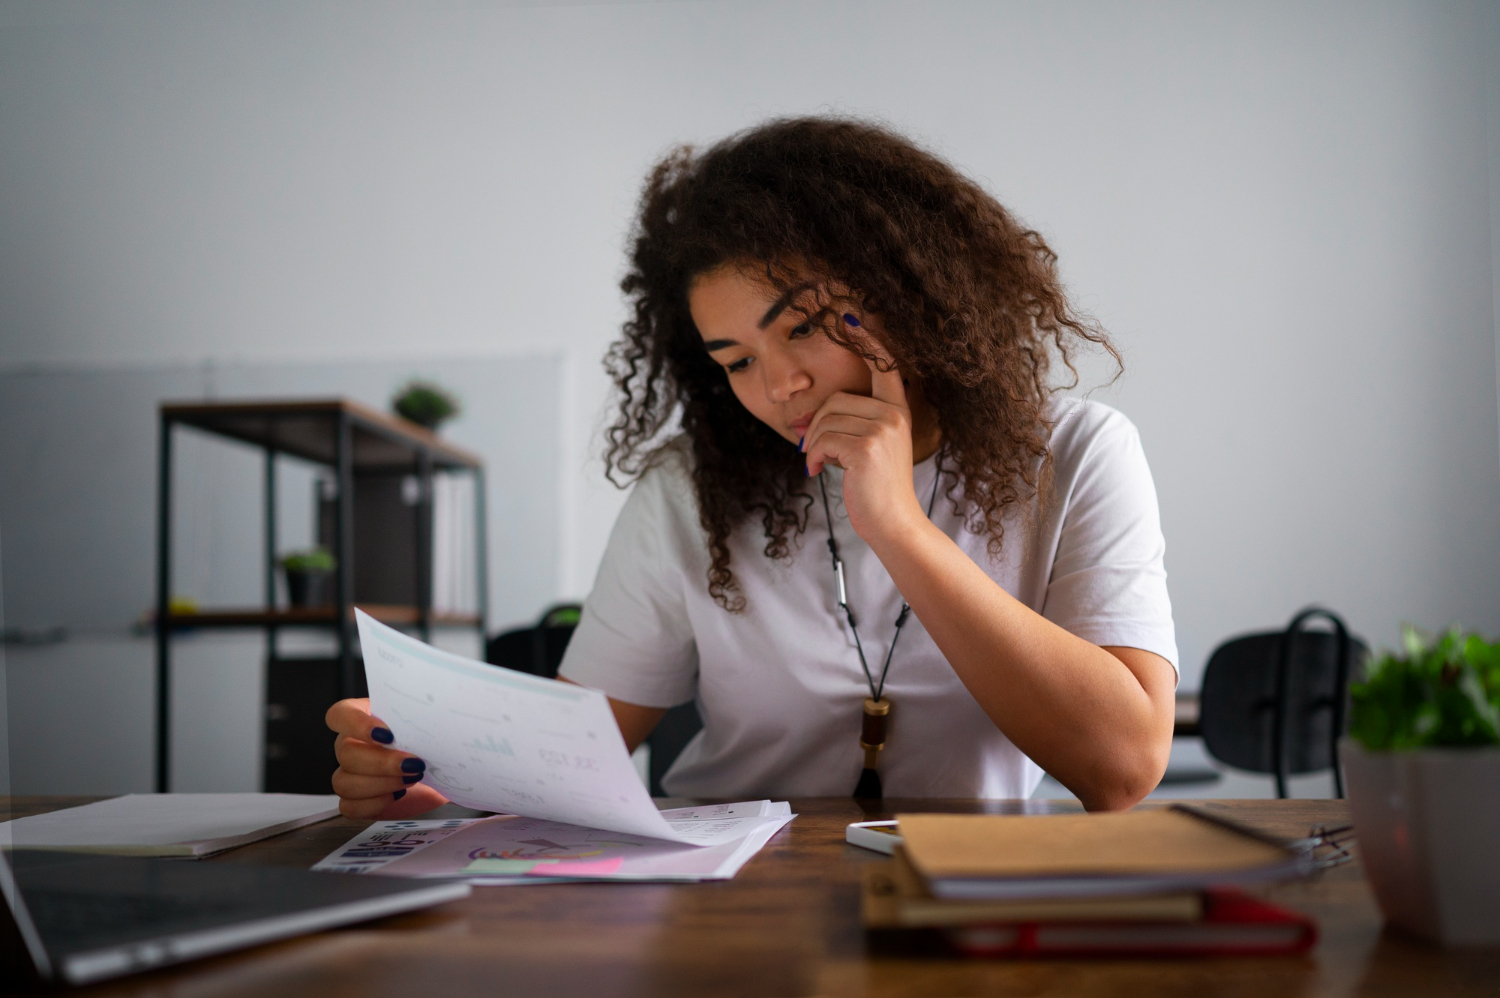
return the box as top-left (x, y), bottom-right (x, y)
top-left (860, 697), bottom-right (891, 770)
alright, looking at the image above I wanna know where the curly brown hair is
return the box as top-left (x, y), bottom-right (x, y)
top-left (605, 117), bottom-right (1117, 610)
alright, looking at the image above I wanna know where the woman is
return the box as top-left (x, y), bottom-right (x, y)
top-left (327, 117), bottom-right (1178, 816)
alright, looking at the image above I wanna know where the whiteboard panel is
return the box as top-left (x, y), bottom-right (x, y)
top-left (0, 356), bottom-right (562, 634)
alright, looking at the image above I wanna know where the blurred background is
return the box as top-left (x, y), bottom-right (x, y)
top-left (1, 0), bottom-right (1497, 800)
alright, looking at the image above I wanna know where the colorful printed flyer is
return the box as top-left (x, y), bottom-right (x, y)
top-left (315, 801), bottom-right (794, 883)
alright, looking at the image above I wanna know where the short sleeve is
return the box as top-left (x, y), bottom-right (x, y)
top-left (556, 458), bottom-right (702, 708)
top-left (1041, 402), bottom-right (1179, 678)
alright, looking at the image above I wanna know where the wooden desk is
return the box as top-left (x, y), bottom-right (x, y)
top-left (5, 797), bottom-right (1498, 997)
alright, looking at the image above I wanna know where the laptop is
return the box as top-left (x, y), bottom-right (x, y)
top-left (1, 847), bottom-right (470, 986)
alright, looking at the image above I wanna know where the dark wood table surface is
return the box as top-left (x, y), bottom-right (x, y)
top-left (5, 796), bottom-right (1498, 997)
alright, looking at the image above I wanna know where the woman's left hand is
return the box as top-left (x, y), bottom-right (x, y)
top-left (801, 341), bottom-right (926, 546)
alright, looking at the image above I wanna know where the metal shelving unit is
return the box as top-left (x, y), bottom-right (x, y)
top-left (154, 398), bottom-right (487, 793)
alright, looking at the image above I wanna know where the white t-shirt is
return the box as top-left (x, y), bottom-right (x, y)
top-left (559, 398), bottom-right (1176, 799)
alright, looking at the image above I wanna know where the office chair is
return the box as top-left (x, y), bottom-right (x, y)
top-left (486, 604), bottom-right (704, 797)
top-left (486, 603), bottom-right (584, 679)
top-left (1198, 607), bottom-right (1367, 798)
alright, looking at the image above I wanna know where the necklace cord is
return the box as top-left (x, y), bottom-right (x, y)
top-left (818, 475), bottom-right (876, 697)
top-left (817, 453), bottom-right (944, 702)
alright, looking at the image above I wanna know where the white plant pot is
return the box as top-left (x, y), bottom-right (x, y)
top-left (1341, 739), bottom-right (1500, 946)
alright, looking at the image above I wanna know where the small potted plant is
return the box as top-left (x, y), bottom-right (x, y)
top-left (280, 547), bottom-right (337, 608)
top-left (1343, 626), bottom-right (1500, 946)
top-left (392, 380), bottom-right (461, 431)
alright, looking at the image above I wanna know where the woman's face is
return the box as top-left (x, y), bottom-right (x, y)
top-left (688, 264), bottom-right (873, 447)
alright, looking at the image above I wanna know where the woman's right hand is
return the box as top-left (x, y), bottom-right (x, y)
top-left (325, 698), bottom-right (449, 819)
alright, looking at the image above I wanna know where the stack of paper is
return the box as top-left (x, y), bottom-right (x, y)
top-left (0, 794), bottom-right (340, 858)
top-left (315, 800), bottom-right (794, 883)
top-left (338, 612), bottom-right (795, 883)
top-left (862, 808), bottom-right (1318, 956)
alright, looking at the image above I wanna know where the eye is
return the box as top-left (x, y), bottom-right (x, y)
top-left (725, 357), bottom-right (752, 374)
top-left (788, 322), bottom-right (813, 340)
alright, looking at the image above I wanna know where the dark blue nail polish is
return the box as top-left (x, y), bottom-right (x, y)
top-left (393, 789), bottom-right (406, 801)
top-left (371, 727), bottom-right (394, 744)
top-left (805, 465), bottom-right (812, 477)
top-left (843, 313), bottom-right (861, 327)
top-left (401, 757), bottom-right (425, 774)
top-left (798, 436), bottom-right (805, 452)
top-left (402, 773), bottom-right (422, 784)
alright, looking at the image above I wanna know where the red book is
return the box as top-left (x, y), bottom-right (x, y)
top-left (946, 889), bottom-right (1317, 958)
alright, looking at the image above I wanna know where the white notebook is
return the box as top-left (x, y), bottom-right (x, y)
top-left (1, 794), bottom-right (341, 858)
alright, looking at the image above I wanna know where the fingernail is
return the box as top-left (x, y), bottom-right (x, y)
top-left (843, 313), bottom-right (861, 327)
top-left (805, 464), bottom-right (812, 477)
top-left (393, 789), bottom-right (407, 801)
top-left (401, 757), bottom-right (426, 774)
top-left (402, 773), bottom-right (423, 784)
top-left (371, 727), bottom-right (394, 744)
top-left (797, 436), bottom-right (805, 452)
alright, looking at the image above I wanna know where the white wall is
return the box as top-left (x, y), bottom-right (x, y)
top-left (1488, 0), bottom-right (1500, 456)
top-left (2, 0), bottom-right (1499, 792)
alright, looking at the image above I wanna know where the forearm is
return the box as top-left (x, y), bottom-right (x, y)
top-left (869, 518), bottom-right (1174, 810)
top-left (558, 676), bottom-right (666, 753)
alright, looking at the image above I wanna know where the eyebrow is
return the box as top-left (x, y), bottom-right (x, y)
top-left (758, 282), bottom-right (816, 329)
top-left (700, 281), bottom-right (819, 353)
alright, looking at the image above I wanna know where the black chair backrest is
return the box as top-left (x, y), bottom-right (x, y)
top-left (641, 702), bottom-right (704, 799)
top-left (486, 604), bottom-right (582, 679)
top-left (485, 603), bottom-right (703, 797)
top-left (1199, 607), bottom-right (1368, 798)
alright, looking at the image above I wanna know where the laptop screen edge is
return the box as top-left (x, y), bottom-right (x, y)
top-left (0, 846), bottom-right (56, 981)
top-left (61, 879), bottom-right (471, 985)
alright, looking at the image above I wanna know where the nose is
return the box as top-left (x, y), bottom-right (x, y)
top-left (761, 345), bottom-right (811, 404)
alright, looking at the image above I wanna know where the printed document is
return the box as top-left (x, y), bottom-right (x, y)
top-left (358, 610), bottom-right (735, 845)
top-left (314, 801), bottom-right (795, 883)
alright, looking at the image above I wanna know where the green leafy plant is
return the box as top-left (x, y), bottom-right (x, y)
top-left (279, 547), bottom-right (336, 574)
top-left (1348, 626), bottom-right (1500, 750)
top-left (393, 380), bottom-right (461, 430)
